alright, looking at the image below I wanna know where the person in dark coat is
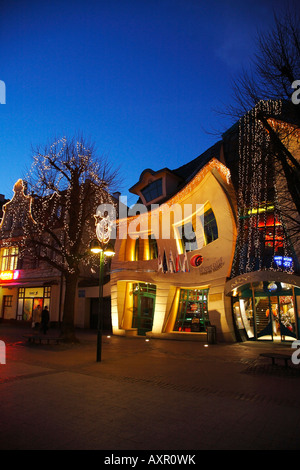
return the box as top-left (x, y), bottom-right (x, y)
top-left (41, 306), bottom-right (50, 334)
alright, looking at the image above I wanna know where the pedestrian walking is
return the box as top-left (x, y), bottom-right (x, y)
top-left (32, 305), bottom-right (42, 329)
top-left (41, 306), bottom-right (50, 335)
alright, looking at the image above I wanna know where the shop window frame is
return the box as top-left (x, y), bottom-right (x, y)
top-left (174, 288), bottom-right (209, 332)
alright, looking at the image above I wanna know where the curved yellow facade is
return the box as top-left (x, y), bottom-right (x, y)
top-left (111, 158), bottom-right (237, 342)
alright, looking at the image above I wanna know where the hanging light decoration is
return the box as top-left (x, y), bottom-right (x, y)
top-left (231, 100), bottom-right (295, 278)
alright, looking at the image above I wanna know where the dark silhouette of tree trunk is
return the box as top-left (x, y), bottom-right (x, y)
top-left (61, 271), bottom-right (80, 341)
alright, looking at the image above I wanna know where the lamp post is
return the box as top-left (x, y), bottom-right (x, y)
top-left (90, 239), bottom-right (115, 362)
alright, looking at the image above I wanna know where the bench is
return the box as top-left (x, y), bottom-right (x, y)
top-left (260, 352), bottom-right (292, 368)
top-left (23, 335), bottom-right (64, 345)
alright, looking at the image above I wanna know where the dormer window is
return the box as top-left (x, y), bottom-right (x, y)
top-left (141, 178), bottom-right (163, 203)
top-left (129, 169), bottom-right (182, 207)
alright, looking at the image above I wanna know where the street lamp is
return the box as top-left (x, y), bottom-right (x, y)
top-left (90, 238), bottom-right (115, 362)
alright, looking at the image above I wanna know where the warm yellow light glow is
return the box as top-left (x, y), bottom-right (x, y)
top-left (90, 239), bottom-right (102, 254)
top-left (90, 240), bottom-right (115, 256)
top-left (247, 205), bottom-right (274, 215)
top-left (104, 243), bottom-right (115, 257)
top-left (91, 247), bottom-right (102, 254)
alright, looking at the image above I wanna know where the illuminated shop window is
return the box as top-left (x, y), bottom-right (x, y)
top-left (174, 288), bottom-right (209, 332)
top-left (18, 287), bottom-right (25, 298)
top-left (232, 200), bottom-right (296, 273)
top-left (0, 246), bottom-right (19, 271)
top-left (17, 286), bottom-right (51, 322)
top-left (241, 205), bottom-right (283, 253)
top-left (260, 214), bottom-right (283, 253)
top-left (44, 286), bottom-right (51, 298)
top-left (141, 178), bottom-right (163, 203)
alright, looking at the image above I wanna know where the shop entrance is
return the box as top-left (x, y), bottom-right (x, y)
top-left (24, 298), bottom-right (43, 323)
top-left (17, 287), bottom-right (51, 322)
top-left (232, 282), bottom-right (299, 343)
top-left (132, 283), bottom-right (156, 336)
top-left (255, 295), bottom-right (296, 341)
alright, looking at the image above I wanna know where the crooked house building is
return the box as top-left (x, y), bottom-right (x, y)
top-left (110, 101), bottom-right (300, 343)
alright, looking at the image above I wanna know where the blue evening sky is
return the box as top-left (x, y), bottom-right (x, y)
top-left (0, 0), bottom-right (291, 205)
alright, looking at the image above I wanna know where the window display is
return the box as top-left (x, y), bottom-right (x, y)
top-left (17, 286), bottom-right (51, 322)
top-left (174, 288), bottom-right (209, 332)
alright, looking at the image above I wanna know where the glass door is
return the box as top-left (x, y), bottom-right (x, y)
top-left (256, 296), bottom-right (273, 340)
top-left (269, 296), bottom-right (280, 339)
top-left (255, 295), bottom-right (297, 342)
top-left (137, 294), bottom-right (155, 336)
top-left (132, 283), bottom-right (156, 336)
top-left (132, 293), bottom-right (155, 336)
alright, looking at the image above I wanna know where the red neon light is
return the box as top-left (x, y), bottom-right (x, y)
top-left (0, 270), bottom-right (20, 281)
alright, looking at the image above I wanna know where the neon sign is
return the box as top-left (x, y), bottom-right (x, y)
top-left (0, 270), bottom-right (20, 281)
top-left (274, 256), bottom-right (293, 268)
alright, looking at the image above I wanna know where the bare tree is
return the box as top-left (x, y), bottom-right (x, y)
top-left (22, 136), bottom-right (120, 341)
top-left (225, 8), bottom-right (300, 119)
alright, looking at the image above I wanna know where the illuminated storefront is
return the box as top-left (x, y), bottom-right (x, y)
top-left (0, 245), bottom-right (60, 324)
top-left (226, 273), bottom-right (300, 343)
top-left (0, 249), bottom-right (60, 325)
top-left (17, 286), bottom-right (51, 322)
top-left (0, 274), bottom-right (60, 324)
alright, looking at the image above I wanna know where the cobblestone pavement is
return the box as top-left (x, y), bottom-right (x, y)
top-left (1, 324), bottom-right (300, 451)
